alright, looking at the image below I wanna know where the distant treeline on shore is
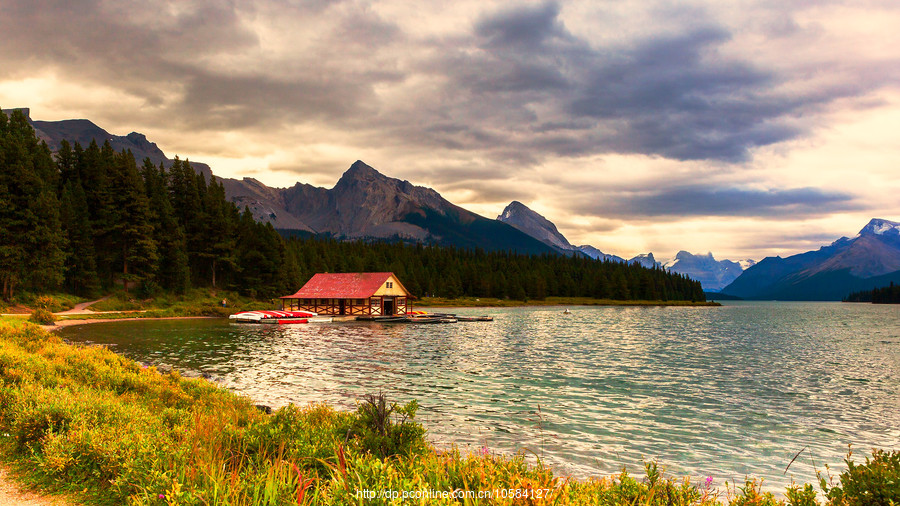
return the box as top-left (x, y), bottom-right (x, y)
top-left (844, 282), bottom-right (900, 304)
top-left (0, 109), bottom-right (704, 303)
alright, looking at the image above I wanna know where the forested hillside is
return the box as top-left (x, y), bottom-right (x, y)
top-left (285, 237), bottom-right (705, 301)
top-left (0, 109), bottom-right (297, 300)
top-left (844, 282), bottom-right (900, 303)
top-left (0, 109), bottom-right (704, 303)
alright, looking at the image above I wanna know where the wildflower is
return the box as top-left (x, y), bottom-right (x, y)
top-left (705, 476), bottom-right (713, 487)
top-left (480, 446), bottom-right (490, 456)
top-left (159, 494), bottom-right (166, 499)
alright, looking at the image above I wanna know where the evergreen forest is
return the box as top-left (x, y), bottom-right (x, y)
top-left (844, 282), bottom-right (900, 304)
top-left (0, 109), bottom-right (704, 303)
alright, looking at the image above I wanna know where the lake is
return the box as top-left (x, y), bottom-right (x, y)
top-left (60, 301), bottom-right (900, 491)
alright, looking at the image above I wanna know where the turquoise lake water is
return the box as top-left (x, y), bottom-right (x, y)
top-left (60, 301), bottom-right (900, 491)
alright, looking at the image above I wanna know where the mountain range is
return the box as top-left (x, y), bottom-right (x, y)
top-left (721, 218), bottom-right (900, 300)
top-left (496, 200), bottom-right (747, 290)
top-left (664, 252), bottom-right (751, 292)
top-left (5, 108), bottom-right (216, 182)
top-left (17, 109), bottom-right (898, 299)
top-left (13, 110), bottom-right (553, 255)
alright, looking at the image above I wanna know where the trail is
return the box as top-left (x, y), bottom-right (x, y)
top-left (0, 466), bottom-right (69, 506)
top-left (54, 296), bottom-right (111, 315)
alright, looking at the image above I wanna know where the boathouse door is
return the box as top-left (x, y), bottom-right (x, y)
top-left (339, 299), bottom-right (346, 315)
top-left (383, 297), bottom-right (395, 316)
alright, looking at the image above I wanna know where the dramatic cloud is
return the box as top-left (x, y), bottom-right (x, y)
top-left (572, 185), bottom-right (860, 218)
top-left (2, 0), bottom-right (900, 260)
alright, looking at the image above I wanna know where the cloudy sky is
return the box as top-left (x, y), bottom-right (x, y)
top-left (2, 0), bottom-right (899, 262)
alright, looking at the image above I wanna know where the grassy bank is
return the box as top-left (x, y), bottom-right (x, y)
top-left (77, 290), bottom-right (273, 317)
top-left (0, 321), bottom-right (896, 505)
top-left (417, 296), bottom-right (720, 308)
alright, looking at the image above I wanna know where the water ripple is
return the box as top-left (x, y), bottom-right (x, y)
top-left (61, 302), bottom-right (900, 491)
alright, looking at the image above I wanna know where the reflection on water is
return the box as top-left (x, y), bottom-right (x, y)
top-left (61, 302), bottom-right (900, 490)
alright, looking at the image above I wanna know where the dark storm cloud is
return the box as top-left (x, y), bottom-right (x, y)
top-left (569, 27), bottom-right (801, 161)
top-left (3, 0), bottom-right (898, 175)
top-left (0, 0), bottom-right (403, 131)
top-left (400, 1), bottom-right (896, 166)
top-left (474, 1), bottom-right (574, 51)
top-left (572, 185), bottom-right (861, 218)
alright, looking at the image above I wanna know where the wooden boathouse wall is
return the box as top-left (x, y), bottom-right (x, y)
top-left (280, 273), bottom-right (411, 316)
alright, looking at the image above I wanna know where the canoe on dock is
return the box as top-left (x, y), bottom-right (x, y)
top-left (229, 310), bottom-right (320, 324)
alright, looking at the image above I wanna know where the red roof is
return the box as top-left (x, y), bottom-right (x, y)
top-left (281, 272), bottom-right (399, 299)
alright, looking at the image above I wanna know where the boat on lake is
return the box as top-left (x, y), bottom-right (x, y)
top-left (228, 310), bottom-right (330, 324)
top-left (454, 315), bottom-right (494, 322)
top-left (355, 315), bottom-right (410, 322)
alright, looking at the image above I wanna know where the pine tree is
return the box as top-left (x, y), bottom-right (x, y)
top-left (0, 110), bottom-right (66, 298)
top-left (108, 150), bottom-right (158, 292)
top-left (200, 177), bottom-right (237, 288)
top-left (59, 180), bottom-right (99, 296)
top-left (142, 160), bottom-right (190, 293)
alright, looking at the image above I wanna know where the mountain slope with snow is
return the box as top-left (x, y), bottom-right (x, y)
top-left (665, 251), bottom-right (744, 291)
top-left (722, 218), bottom-right (900, 300)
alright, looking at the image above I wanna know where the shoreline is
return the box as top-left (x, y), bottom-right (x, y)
top-left (417, 297), bottom-right (720, 308)
top-left (25, 298), bottom-right (720, 331)
top-left (3, 311), bottom-right (895, 503)
top-left (44, 315), bottom-right (219, 331)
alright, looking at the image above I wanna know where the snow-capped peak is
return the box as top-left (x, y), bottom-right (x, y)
top-left (859, 218), bottom-right (900, 237)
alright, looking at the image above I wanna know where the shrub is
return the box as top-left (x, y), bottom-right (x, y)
top-left (786, 483), bottom-right (819, 506)
top-left (28, 308), bottom-right (56, 325)
top-left (730, 479), bottom-right (780, 506)
top-left (821, 448), bottom-right (900, 505)
top-left (341, 392), bottom-right (427, 459)
top-left (33, 295), bottom-right (54, 310)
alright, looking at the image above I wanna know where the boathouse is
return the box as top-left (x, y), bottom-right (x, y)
top-left (280, 272), bottom-right (411, 316)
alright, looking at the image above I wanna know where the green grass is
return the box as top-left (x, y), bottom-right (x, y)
top-left (88, 288), bottom-right (274, 314)
top-left (0, 323), bottom-right (895, 505)
top-left (417, 296), bottom-right (720, 308)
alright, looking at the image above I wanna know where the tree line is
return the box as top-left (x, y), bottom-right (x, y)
top-left (0, 109), bottom-right (297, 300)
top-left (844, 282), bottom-right (900, 304)
top-left (284, 237), bottom-right (706, 302)
top-left (0, 108), bottom-right (704, 303)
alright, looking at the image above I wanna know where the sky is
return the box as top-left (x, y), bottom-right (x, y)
top-left (2, 0), bottom-right (899, 262)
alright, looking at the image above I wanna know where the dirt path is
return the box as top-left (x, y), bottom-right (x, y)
top-left (0, 466), bottom-right (69, 506)
top-left (54, 296), bottom-right (111, 315)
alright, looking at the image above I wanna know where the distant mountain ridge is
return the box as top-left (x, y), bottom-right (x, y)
top-left (663, 251), bottom-right (746, 292)
top-left (493, 201), bottom-right (755, 290)
top-left (722, 218), bottom-right (900, 300)
top-left (576, 245), bottom-right (625, 263)
top-left (20, 111), bottom-right (554, 255)
top-left (5, 109), bottom-right (216, 182)
top-left (274, 161), bottom-right (555, 254)
top-left (497, 201), bottom-right (576, 253)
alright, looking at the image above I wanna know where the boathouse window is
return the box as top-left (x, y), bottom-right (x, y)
top-left (386, 282), bottom-right (393, 288)
top-left (355, 299), bottom-right (365, 305)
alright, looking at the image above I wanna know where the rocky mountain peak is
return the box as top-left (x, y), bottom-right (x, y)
top-left (341, 159), bottom-right (380, 179)
top-left (497, 201), bottom-right (575, 252)
top-left (859, 218), bottom-right (900, 237)
top-left (1, 107), bottom-right (30, 120)
top-left (125, 131), bottom-right (166, 158)
top-left (665, 251), bottom-right (744, 292)
top-left (498, 201), bottom-right (528, 221)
